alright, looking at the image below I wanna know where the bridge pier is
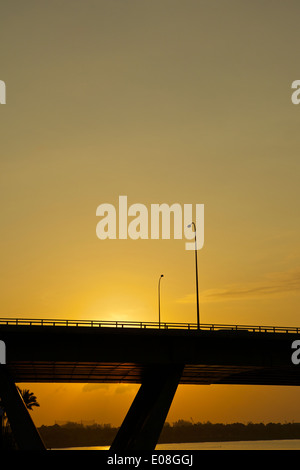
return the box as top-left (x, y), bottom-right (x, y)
top-left (0, 367), bottom-right (45, 450)
top-left (110, 365), bottom-right (184, 451)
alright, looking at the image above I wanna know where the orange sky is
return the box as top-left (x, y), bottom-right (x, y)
top-left (1, 1), bottom-right (300, 427)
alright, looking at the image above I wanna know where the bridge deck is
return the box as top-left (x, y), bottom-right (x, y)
top-left (1, 318), bottom-right (299, 386)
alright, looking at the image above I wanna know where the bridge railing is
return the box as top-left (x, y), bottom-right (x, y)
top-left (0, 318), bottom-right (299, 334)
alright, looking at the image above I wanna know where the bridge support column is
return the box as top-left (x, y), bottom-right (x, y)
top-left (0, 367), bottom-right (45, 450)
top-left (110, 365), bottom-right (184, 451)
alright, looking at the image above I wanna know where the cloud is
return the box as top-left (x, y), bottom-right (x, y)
top-left (82, 384), bottom-right (110, 392)
top-left (114, 385), bottom-right (138, 395)
top-left (177, 269), bottom-right (300, 303)
top-left (82, 383), bottom-right (138, 395)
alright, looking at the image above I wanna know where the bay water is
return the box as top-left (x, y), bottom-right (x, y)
top-left (59, 439), bottom-right (300, 450)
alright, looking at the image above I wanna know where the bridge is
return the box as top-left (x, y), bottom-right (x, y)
top-left (0, 317), bottom-right (299, 450)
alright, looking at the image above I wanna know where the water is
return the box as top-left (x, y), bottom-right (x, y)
top-left (58, 439), bottom-right (300, 450)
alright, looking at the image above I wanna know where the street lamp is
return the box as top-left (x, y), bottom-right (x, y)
top-left (158, 274), bottom-right (164, 328)
top-left (187, 222), bottom-right (200, 329)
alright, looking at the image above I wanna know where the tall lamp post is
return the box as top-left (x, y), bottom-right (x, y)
top-left (158, 274), bottom-right (164, 328)
top-left (187, 222), bottom-right (200, 329)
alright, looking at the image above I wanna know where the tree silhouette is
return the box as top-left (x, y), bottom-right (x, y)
top-left (0, 387), bottom-right (40, 449)
top-left (17, 387), bottom-right (40, 410)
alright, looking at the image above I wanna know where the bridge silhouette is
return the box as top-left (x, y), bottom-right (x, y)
top-left (0, 317), bottom-right (299, 450)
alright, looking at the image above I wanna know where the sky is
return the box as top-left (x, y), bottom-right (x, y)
top-left (1, 0), bottom-right (300, 427)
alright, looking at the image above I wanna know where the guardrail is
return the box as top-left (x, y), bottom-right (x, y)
top-left (0, 318), bottom-right (299, 334)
